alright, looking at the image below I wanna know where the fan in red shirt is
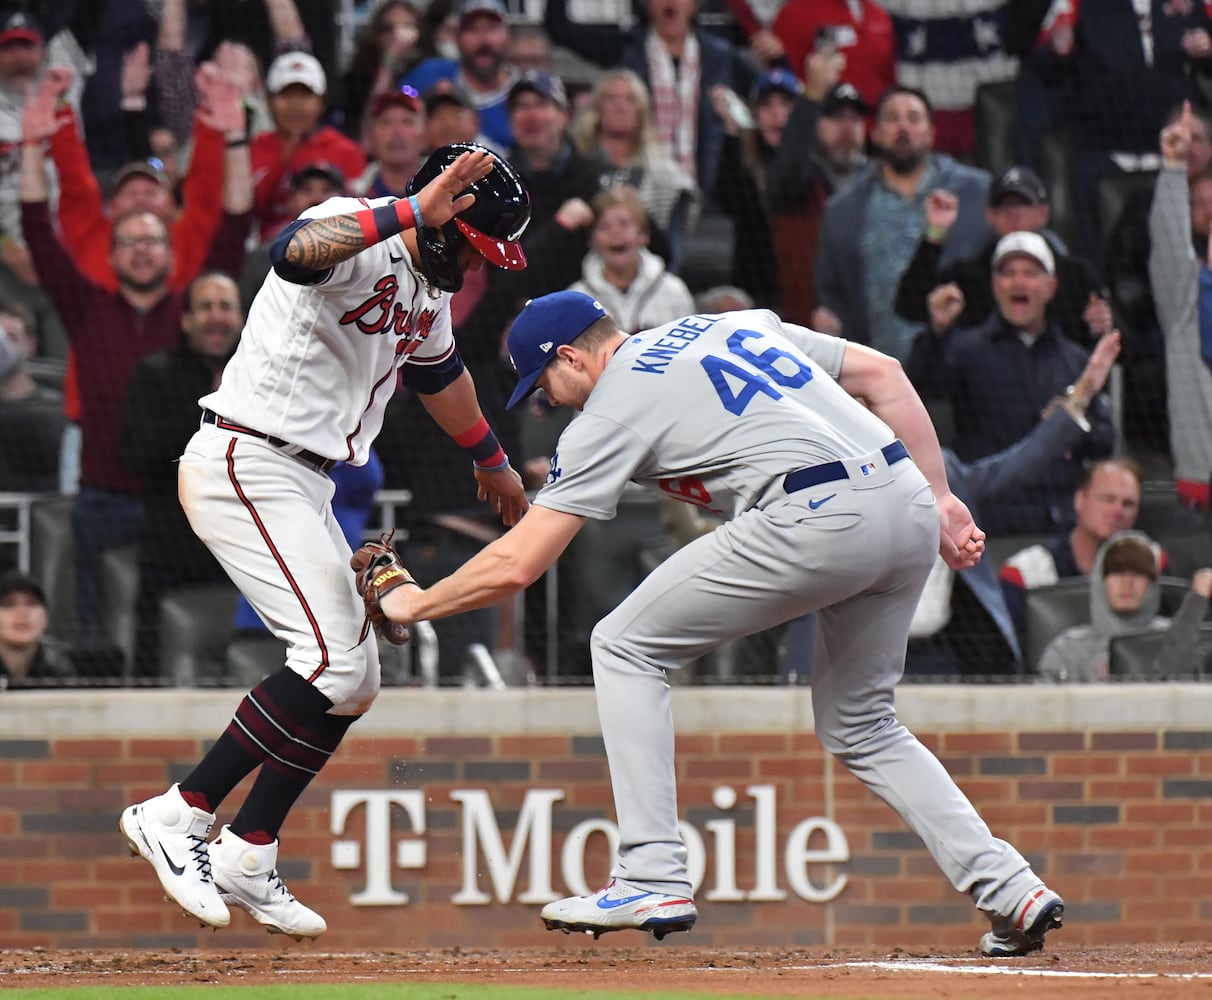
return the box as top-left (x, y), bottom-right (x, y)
top-left (251, 51), bottom-right (368, 241)
top-left (771, 0), bottom-right (895, 114)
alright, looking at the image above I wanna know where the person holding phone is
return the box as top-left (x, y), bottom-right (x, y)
top-left (771, 0), bottom-right (894, 112)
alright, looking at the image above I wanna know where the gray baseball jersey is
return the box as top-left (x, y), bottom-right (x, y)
top-left (535, 309), bottom-right (892, 519)
top-left (550, 308), bottom-right (1045, 926)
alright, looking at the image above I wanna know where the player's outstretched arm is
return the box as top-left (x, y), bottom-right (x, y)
top-left (280, 148), bottom-right (495, 271)
top-left (378, 505), bottom-right (585, 624)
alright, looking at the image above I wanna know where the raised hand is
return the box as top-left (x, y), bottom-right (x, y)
top-left (927, 282), bottom-right (964, 334)
top-left (1161, 100), bottom-right (1194, 167)
top-left (213, 41), bottom-right (259, 99)
top-left (21, 71), bottom-right (71, 145)
top-left (121, 41), bottom-right (152, 104)
top-left (924, 189), bottom-right (958, 237)
top-left (412, 148), bottom-right (496, 232)
top-left (195, 62), bottom-right (246, 135)
top-left (1081, 292), bottom-right (1114, 338)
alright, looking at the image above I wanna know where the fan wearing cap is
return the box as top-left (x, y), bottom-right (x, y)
top-left (423, 83), bottom-right (485, 149)
top-left (893, 164), bottom-right (1110, 350)
top-left (0, 10), bottom-right (83, 285)
top-left (403, 0), bottom-right (519, 151)
top-left (0, 571), bottom-right (74, 690)
top-left (709, 68), bottom-right (802, 308)
top-left (487, 70), bottom-right (603, 298)
top-left (766, 75), bottom-right (869, 326)
top-left (351, 87), bottom-right (426, 199)
top-left (251, 51), bottom-right (368, 241)
top-left (905, 230), bottom-right (1116, 535)
top-left (814, 85), bottom-right (995, 359)
top-left (239, 161), bottom-right (347, 310)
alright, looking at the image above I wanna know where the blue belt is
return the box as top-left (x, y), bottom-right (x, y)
top-left (784, 440), bottom-right (910, 495)
top-left (202, 409), bottom-right (335, 473)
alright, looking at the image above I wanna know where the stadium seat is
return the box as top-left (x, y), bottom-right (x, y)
top-left (1097, 170), bottom-right (1158, 248)
top-left (1107, 629), bottom-right (1168, 680)
top-left (29, 496), bottom-right (76, 634)
top-left (973, 81), bottom-right (1016, 176)
top-left (159, 585), bottom-right (239, 686)
top-left (99, 544), bottom-right (139, 678)
top-left (1038, 128), bottom-right (1075, 249)
top-left (1154, 532), bottom-right (1212, 581)
top-left (224, 634), bottom-right (286, 688)
top-left (984, 532), bottom-right (1053, 577)
top-left (1024, 580), bottom-right (1090, 671)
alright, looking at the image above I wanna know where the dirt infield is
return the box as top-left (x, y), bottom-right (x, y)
top-left (5, 943), bottom-right (1212, 997)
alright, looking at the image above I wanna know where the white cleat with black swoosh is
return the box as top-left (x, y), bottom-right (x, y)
top-left (540, 879), bottom-right (697, 940)
top-left (119, 784), bottom-right (229, 928)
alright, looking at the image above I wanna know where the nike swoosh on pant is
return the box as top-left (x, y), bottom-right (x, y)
top-left (808, 493), bottom-right (837, 510)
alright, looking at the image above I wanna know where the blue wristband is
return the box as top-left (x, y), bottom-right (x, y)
top-left (409, 195), bottom-right (423, 229)
top-left (474, 455), bottom-right (510, 473)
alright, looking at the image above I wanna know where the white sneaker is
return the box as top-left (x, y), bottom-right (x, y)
top-left (119, 784), bottom-right (229, 928)
top-left (208, 826), bottom-right (327, 938)
top-left (540, 879), bottom-right (697, 940)
top-left (980, 886), bottom-right (1065, 956)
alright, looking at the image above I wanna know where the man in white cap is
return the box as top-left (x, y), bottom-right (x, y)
top-left (906, 230), bottom-right (1116, 535)
top-left (251, 51), bottom-right (367, 240)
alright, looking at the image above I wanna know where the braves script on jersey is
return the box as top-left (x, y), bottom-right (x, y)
top-left (203, 196), bottom-right (454, 463)
top-left (534, 309), bottom-right (891, 519)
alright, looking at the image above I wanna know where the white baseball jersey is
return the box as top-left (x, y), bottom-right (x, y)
top-left (534, 309), bottom-right (896, 520)
top-left (202, 196), bottom-right (455, 464)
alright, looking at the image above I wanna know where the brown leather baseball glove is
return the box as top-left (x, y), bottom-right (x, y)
top-left (350, 531), bottom-right (415, 645)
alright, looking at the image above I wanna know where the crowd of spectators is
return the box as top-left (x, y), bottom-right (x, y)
top-left (0, 0), bottom-right (1210, 687)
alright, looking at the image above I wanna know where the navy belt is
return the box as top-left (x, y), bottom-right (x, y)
top-left (784, 440), bottom-right (910, 495)
top-left (202, 409), bottom-right (335, 473)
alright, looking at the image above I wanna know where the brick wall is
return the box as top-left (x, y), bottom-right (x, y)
top-left (1, 687), bottom-right (1210, 950)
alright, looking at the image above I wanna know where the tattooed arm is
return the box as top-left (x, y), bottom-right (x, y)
top-left (275, 149), bottom-right (497, 273)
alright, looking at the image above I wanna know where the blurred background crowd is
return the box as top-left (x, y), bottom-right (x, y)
top-left (1, 0), bottom-right (1211, 690)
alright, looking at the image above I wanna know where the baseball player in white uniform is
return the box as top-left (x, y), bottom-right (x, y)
top-left (119, 144), bottom-right (531, 937)
top-left (363, 290), bottom-right (1065, 957)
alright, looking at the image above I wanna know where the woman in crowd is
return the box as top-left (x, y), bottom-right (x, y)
top-left (341, 0), bottom-right (423, 142)
top-left (571, 68), bottom-right (698, 271)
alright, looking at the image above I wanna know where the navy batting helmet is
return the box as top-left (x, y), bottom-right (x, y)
top-left (405, 142), bottom-right (531, 292)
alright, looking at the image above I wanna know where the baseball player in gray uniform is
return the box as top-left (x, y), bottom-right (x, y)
top-left (119, 144), bottom-right (531, 938)
top-left (364, 289), bottom-right (1064, 956)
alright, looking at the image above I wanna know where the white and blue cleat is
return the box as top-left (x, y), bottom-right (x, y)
top-left (980, 886), bottom-right (1064, 957)
top-left (541, 879), bottom-right (698, 940)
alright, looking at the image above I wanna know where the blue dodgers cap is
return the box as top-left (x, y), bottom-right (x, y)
top-left (506, 291), bottom-right (607, 408)
top-left (752, 67), bottom-right (803, 104)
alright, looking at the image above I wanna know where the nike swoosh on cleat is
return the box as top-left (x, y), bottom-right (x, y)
top-left (807, 493), bottom-right (837, 510)
top-left (597, 892), bottom-right (652, 909)
top-left (158, 841), bottom-right (187, 876)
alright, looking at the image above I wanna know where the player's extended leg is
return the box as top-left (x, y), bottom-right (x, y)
top-left (541, 485), bottom-right (904, 939)
top-left (120, 433), bottom-right (380, 935)
top-left (809, 484), bottom-right (1062, 955)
